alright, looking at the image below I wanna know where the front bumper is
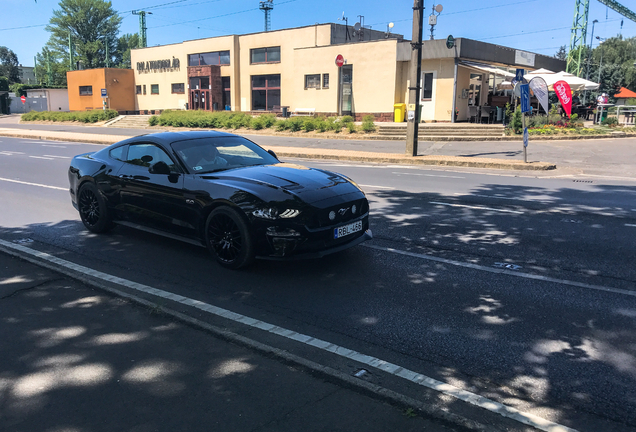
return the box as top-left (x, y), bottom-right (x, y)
top-left (253, 213), bottom-right (371, 260)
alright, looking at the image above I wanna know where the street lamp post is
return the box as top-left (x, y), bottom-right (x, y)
top-left (596, 36), bottom-right (606, 96)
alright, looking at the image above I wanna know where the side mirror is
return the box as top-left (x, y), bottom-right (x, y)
top-left (149, 161), bottom-right (171, 175)
top-left (267, 149), bottom-right (278, 160)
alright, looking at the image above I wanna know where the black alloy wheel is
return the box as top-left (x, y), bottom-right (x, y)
top-left (205, 206), bottom-right (254, 269)
top-left (78, 183), bottom-right (113, 233)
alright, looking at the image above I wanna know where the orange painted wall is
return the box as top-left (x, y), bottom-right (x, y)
top-left (67, 69), bottom-right (135, 112)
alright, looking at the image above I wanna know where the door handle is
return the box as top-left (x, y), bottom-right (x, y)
top-left (119, 174), bottom-right (130, 179)
top-left (132, 175), bottom-right (150, 181)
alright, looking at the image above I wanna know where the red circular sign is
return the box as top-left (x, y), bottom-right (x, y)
top-left (335, 54), bottom-right (344, 67)
top-left (20, 96), bottom-right (26, 103)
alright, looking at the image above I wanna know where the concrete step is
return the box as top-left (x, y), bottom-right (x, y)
top-left (106, 115), bottom-right (153, 129)
top-left (378, 129), bottom-right (504, 135)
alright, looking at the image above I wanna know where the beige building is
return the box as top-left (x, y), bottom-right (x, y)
top-left (130, 24), bottom-right (565, 122)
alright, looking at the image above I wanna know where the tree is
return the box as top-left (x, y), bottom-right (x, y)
top-left (0, 46), bottom-right (21, 83)
top-left (114, 33), bottom-right (139, 69)
top-left (586, 35), bottom-right (636, 99)
top-left (555, 45), bottom-right (567, 61)
top-left (45, 0), bottom-right (122, 70)
top-left (33, 46), bottom-right (70, 86)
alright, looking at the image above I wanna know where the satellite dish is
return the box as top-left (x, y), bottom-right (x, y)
top-left (354, 22), bottom-right (361, 31)
top-left (388, 22), bottom-right (394, 29)
top-left (435, 4), bottom-right (443, 12)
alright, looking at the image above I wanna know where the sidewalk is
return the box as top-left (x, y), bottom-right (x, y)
top-left (0, 119), bottom-right (556, 171)
top-left (0, 250), bottom-right (462, 432)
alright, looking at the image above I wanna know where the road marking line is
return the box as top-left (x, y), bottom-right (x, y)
top-left (42, 144), bottom-right (67, 148)
top-left (0, 238), bottom-right (579, 432)
top-left (430, 201), bottom-right (524, 214)
top-left (0, 177), bottom-right (67, 191)
top-left (29, 155), bottom-right (54, 160)
top-left (0, 151), bottom-right (25, 155)
top-left (392, 172), bottom-right (465, 179)
top-left (359, 184), bottom-right (394, 190)
top-left (364, 244), bottom-right (636, 298)
top-left (43, 155), bottom-right (70, 159)
top-left (626, 224), bottom-right (636, 227)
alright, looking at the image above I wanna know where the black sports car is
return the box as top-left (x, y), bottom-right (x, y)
top-left (68, 131), bottom-right (372, 268)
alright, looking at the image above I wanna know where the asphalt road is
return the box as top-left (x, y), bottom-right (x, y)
top-left (2, 136), bottom-right (636, 432)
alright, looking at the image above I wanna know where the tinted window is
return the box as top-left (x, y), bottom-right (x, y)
top-left (126, 143), bottom-right (177, 171)
top-left (79, 86), bottom-right (92, 96)
top-left (109, 145), bottom-right (127, 161)
top-left (171, 136), bottom-right (279, 174)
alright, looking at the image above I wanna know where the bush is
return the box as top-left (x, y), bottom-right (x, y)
top-left (361, 115), bottom-right (376, 132)
top-left (274, 119), bottom-right (289, 131)
top-left (260, 113), bottom-right (277, 128)
top-left (315, 118), bottom-right (328, 132)
top-left (347, 122), bottom-right (357, 133)
top-left (303, 117), bottom-right (316, 132)
top-left (340, 115), bottom-right (354, 124)
top-left (251, 116), bottom-right (265, 130)
top-left (288, 117), bottom-right (304, 132)
top-left (148, 116), bottom-right (159, 126)
top-left (602, 116), bottom-right (618, 127)
top-left (21, 109), bottom-right (117, 123)
top-left (326, 117), bottom-right (341, 132)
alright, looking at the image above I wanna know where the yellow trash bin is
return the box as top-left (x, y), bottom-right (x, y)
top-left (394, 103), bottom-right (406, 122)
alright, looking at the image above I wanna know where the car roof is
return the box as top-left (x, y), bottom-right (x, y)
top-left (138, 130), bottom-right (239, 144)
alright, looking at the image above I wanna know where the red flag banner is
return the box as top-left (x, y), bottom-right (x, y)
top-left (554, 80), bottom-right (572, 118)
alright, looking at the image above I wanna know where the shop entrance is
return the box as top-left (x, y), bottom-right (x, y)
top-left (187, 65), bottom-right (222, 111)
top-left (339, 65), bottom-right (353, 116)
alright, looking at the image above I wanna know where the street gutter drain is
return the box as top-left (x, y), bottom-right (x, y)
top-left (354, 369), bottom-right (368, 378)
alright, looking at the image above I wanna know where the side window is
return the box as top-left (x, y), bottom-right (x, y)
top-left (109, 145), bottom-right (127, 161)
top-left (125, 143), bottom-right (178, 171)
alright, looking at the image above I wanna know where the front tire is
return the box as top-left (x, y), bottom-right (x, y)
top-left (205, 206), bottom-right (254, 269)
top-left (78, 182), bottom-right (113, 233)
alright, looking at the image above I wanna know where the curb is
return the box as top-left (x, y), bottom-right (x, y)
top-left (0, 129), bottom-right (556, 171)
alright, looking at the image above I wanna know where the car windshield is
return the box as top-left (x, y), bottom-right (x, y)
top-left (171, 136), bottom-right (279, 174)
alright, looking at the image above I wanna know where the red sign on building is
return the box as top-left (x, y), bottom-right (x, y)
top-left (20, 96), bottom-right (26, 104)
top-left (335, 54), bottom-right (344, 68)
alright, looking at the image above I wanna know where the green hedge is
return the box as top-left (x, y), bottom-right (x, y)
top-left (150, 110), bottom-right (372, 134)
top-left (21, 110), bottom-right (118, 123)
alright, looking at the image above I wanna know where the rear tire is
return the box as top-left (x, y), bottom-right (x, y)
top-left (78, 182), bottom-right (113, 233)
top-left (205, 206), bottom-right (254, 269)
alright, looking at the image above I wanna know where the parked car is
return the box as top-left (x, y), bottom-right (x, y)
top-left (68, 131), bottom-right (372, 269)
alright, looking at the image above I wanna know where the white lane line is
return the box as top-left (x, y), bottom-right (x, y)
top-left (0, 177), bottom-right (67, 191)
top-left (430, 201), bottom-right (524, 215)
top-left (42, 144), bottom-right (67, 148)
top-left (359, 184), bottom-right (395, 190)
top-left (392, 172), bottom-right (465, 179)
top-left (626, 224), bottom-right (636, 227)
top-left (364, 244), bottom-right (636, 298)
top-left (29, 155), bottom-right (54, 160)
top-left (43, 155), bottom-right (70, 159)
top-left (0, 238), bottom-right (578, 432)
top-left (0, 151), bottom-right (25, 155)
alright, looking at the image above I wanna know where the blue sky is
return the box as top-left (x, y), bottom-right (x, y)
top-left (2, 0), bottom-right (635, 67)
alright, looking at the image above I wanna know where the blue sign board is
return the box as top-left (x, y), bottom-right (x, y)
top-left (101, 88), bottom-right (107, 97)
top-left (520, 83), bottom-right (531, 113)
top-left (515, 69), bottom-right (525, 83)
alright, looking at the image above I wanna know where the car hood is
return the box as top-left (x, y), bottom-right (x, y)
top-left (201, 163), bottom-right (362, 204)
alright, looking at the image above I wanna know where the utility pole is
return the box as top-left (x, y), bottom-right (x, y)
top-left (69, 32), bottom-right (74, 71)
top-left (105, 36), bottom-right (109, 68)
top-left (132, 10), bottom-right (151, 48)
top-left (584, 19), bottom-right (598, 104)
top-left (46, 51), bottom-right (52, 85)
top-left (34, 56), bottom-right (38, 84)
top-left (406, 0), bottom-right (424, 157)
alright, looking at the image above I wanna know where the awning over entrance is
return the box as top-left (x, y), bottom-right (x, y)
top-left (459, 61), bottom-right (516, 78)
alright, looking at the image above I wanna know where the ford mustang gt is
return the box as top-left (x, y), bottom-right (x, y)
top-left (68, 131), bottom-right (372, 269)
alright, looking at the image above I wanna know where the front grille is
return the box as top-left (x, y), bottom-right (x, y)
top-left (312, 199), bottom-right (369, 228)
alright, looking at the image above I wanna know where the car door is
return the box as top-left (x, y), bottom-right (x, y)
top-left (116, 142), bottom-right (195, 238)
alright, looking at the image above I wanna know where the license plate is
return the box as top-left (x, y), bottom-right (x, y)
top-left (334, 220), bottom-right (362, 239)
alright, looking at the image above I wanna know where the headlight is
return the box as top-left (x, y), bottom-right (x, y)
top-left (253, 208), bottom-right (301, 219)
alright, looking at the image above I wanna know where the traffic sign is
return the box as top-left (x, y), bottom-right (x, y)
top-left (101, 88), bottom-right (107, 97)
top-left (520, 83), bottom-right (531, 113)
top-left (335, 54), bottom-right (344, 68)
top-left (20, 95), bottom-right (26, 104)
top-left (446, 35), bottom-right (455, 49)
top-left (515, 69), bottom-right (525, 82)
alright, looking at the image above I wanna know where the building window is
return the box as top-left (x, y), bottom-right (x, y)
top-left (151, 84), bottom-right (159, 95)
top-left (250, 47), bottom-right (280, 64)
top-left (136, 85), bottom-right (142, 95)
top-left (422, 72), bottom-right (433, 100)
top-left (79, 86), bottom-right (92, 96)
top-left (171, 83), bottom-right (185, 94)
top-left (251, 74), bottom-right (280, 111)
top-left (143, 85), bottom-right (146, 95)
top-left (222, 77), bottom-right (231, 110)
top-left (188, 51), bottom-right (230, 66)
top-left (322, 73), bottom-right (329, 89)
top-left (305, 74), bottom-right (320, 89)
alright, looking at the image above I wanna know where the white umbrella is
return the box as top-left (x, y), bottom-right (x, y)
top-left (523, 70), bottom-right (599, 91)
